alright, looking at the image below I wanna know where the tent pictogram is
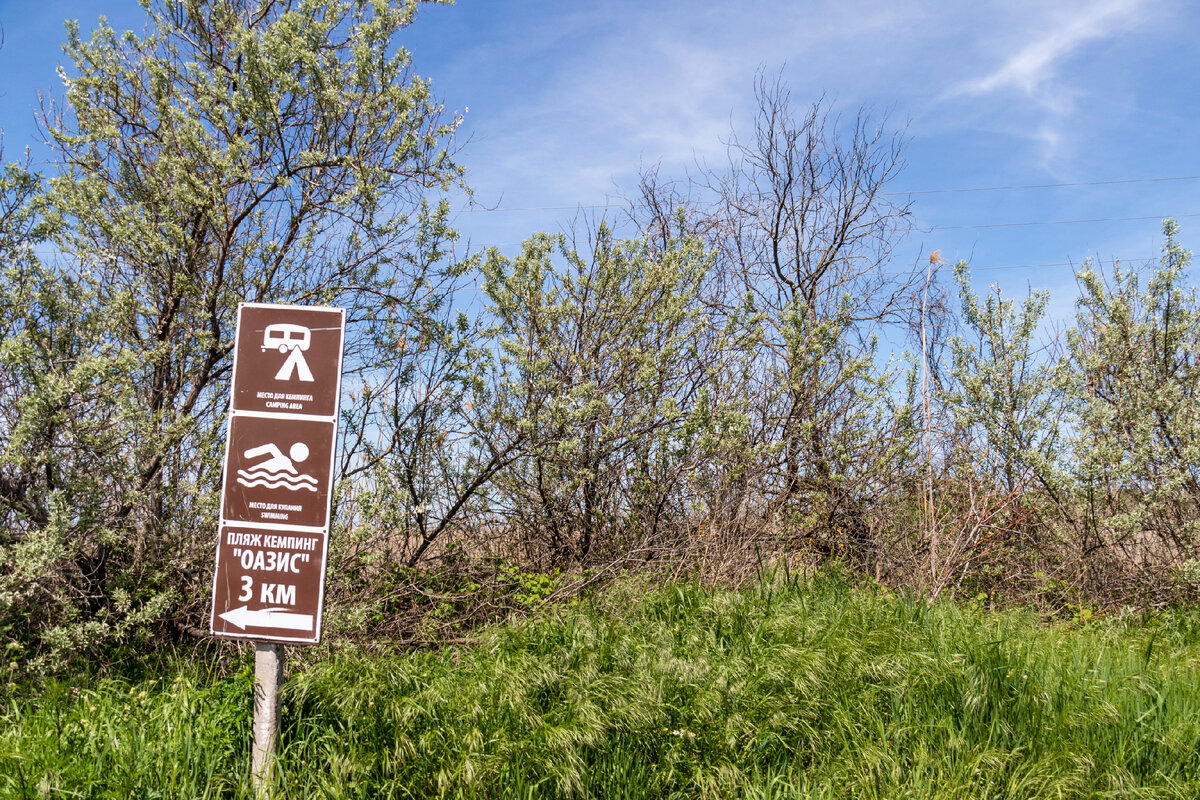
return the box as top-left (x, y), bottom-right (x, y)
top-left (263, 323), bottom-right (314, 382)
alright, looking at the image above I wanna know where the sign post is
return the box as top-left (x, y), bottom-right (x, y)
top-left (252, 641), bottom-right (283, 790)
top-left (209, 303), bottom-right (345, 795)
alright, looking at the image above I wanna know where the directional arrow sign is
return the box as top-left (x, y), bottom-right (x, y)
top-left (219, 606), bottom-right (315, 632)
top-left (211, 524), bottom-right (330, 644)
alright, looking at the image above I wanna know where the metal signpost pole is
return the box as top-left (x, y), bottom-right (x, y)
top-left (208, 303), bottom-right (345, 798)
top-left (252, 642), bottom-right (283, 795)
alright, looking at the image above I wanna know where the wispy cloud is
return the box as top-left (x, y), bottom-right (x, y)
top-left (935, 0), bottom-right (1153, 165)
top-left (954, 0), bottom-right (1144, 110)
top-left (475, 0), bottom-right (931, 204)
top-left (412, 0), bottom-right (1185, 260)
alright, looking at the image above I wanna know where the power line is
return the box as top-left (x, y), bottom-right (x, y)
top-left (952, 256), bottom-right (1159, 273)
top-left (894, 175), bottom-right (1200, 196)
top-left (917, 212), bottom-right (1200, 233)
top-left (452, 175), bottom-right (1200, 216)
top-left (452, 212), bottom-right (1199, 247)
top-left (22, 203), bottom-right (1200, 267)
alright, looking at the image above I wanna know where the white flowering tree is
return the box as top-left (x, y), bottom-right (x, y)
top-left (0, 0), bottom-right (467, 672)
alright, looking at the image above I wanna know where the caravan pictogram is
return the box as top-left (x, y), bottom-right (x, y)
top-left (264, 323), bottom-right (315, 382)
top-left (214, 302), bottom-right (344, 645)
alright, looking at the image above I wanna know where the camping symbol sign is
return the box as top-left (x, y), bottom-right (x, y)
top-left (210, 303), bottom-right (345, 645)
top-left (230, 305), bottom-right (345, 417)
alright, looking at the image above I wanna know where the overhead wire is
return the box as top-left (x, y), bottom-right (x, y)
top-left (895, 175), bottom-right (1200, 196)
top-left (19, 175), bottom-right (1200, 270)
top-left (450, 211), bottom-right (1200, 250)
top-left (931, 256), bottom-right (1159, 274)
top-left (451, 174), bottom-right (1200, 215)
top-left (916, 211), bottom-right (1200, 233)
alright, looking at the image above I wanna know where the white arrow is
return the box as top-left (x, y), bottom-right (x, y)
top-left (219, 606), bottom-right (313, 631)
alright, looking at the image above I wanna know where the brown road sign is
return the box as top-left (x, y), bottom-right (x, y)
top-left (211, 302), bottom-right (345, 645)
top-left (210, 524), bottom-right (328, 643)
top-left (231, 304), bottom-right (345, 419)
top-left (221, 415), bottom-right (336, 530)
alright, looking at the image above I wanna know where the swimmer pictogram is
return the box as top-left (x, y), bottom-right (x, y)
top-left (236, 442), bottom-right (318, 492)
top-left (263, 323), bottom-right (315, 382)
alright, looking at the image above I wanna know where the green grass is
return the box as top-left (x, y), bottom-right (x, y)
top-left (0, 653), bottom-right (253, 798)
top-left (5, 569), bottom-right (1200, 798)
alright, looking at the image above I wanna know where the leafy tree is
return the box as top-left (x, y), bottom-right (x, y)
top-left (1, 0), bottom-right (466, 671)
top-left (1066, 220), bottom-right (1200, 588)
top-left (924, 264), bottom-right (1069, 595)
top-left (481, 226), bottom-right (739, 563)
top-left (702, 75), bottom-right (914, 520)
top-left (631, 73), bottom-right (917, 558)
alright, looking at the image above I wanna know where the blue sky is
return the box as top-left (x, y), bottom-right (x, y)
top-left (2, 0), bottom-right (1197, 323)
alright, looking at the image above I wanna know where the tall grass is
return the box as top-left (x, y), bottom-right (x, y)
top-left (0, 652), bottom-right (252, 798)
top-left (5, 570), bottom-right (1200, 798)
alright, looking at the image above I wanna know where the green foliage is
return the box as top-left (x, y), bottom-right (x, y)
top-left (497, 563), bottom-right (560, 609)
top-left (1, 0), bottom-right (466, 675)
top-left (1065, 220), bottom-right (1200, 566)
top-left (481, 225), bottom-right (739, 560)
top-left (3, 0), bottom-right (1200, 681)
top-left (773, 295), bottom-right (919, 552)
top-left (0, 652), bottom-right (253, 798)
top-left (949, 262), bottom-right (1067, 497)
top-left (926, 227), bottom-right (1200, 602)
top-left (1, 163), bottom-right (172, 673)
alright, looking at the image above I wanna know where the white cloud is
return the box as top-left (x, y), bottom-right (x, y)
top-left (422, 0), bottom-right (1186, 264)
top-left (956, 0), bottom-right (1144, 108)
top-left (927, 0), bottom-right (1154, 165)
top-left (471, 0), bottom-right (935, 204)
